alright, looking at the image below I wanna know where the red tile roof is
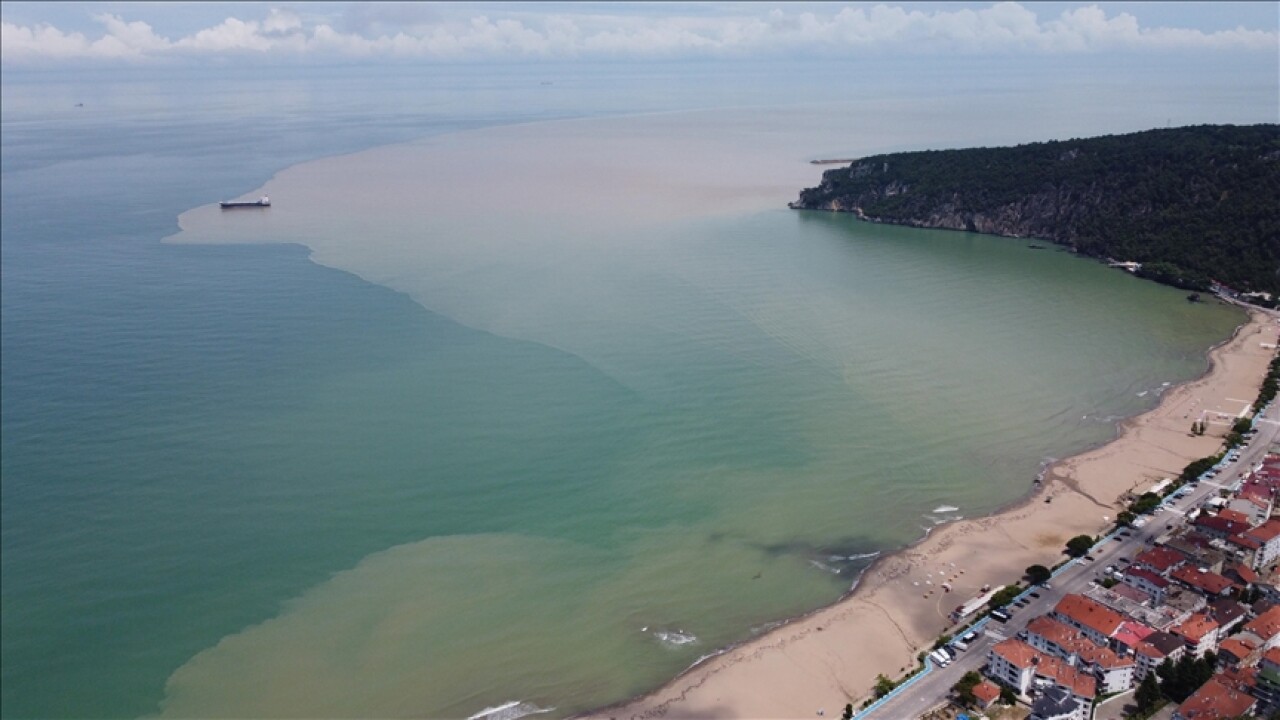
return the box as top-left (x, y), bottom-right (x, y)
top-left (1054, 594), bottom-right (1124, 638)
top-left (992, 638), bottom-right (1038, 668)
top-left (1112, 620), bottom-right (1156, 649)
top-left (1244, 606), bottom-right (1280, 640)
top-left (1195, 514), bottom-right (1253, 537)
top-left (1169, 565), bottom-right (1235, 595)
top-left (971, 679), bottom-right (1001, 707)
top-left (1024, 617), bottom-right (1128, 668)
top-left (1172, 613), bottom-right (1220, 643)
top-left (1225, 562), bottom-right (1259, 585)
top-left (1216, 637), bottom-right (1258, 664)
top-left (1134, 546), bottom-right (1186, 573)
top-left (1246, 518), bottom-right (1280, 542)
top-left (1174, 678), bottom-right (1256, 719)
top-left (1227, 532), bottom-right (1263, 550)
top-left (1263, 646), bottom-right (1280, 668)
top-left (1216, 508), bottom-right (1253, 525)
top-left (990, 639), bottom-right (1097, 699)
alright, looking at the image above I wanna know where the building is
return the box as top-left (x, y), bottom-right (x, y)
top-left (1020, 616), bottom-right (1134, 693)
top-left (1255, 647), bottom-right (1280, 713)
top-left (1169, 565), bottom-right (1235, 598)
top-left (1222, 562), bottom-right (1259, 588)
top-left (1215, 635), bottom-right (1259, 669)
top-left (1242, 518), bottom-right (1280, 570)
top-left (1122, 567), bottom-right (1171, 604)
top-left (1241, 606), bottom-right (1280, 650)
top-left (1134, 546), bottom-right (1189, 576)
top-left (1052, 594), bottom-right (1124, 646)
top-left (1172, 678), bottom-right (1257, 720)
top-left (1194, 514), bottom-right (1254, 542)
top-left (1112, 620), bottom-right (1156, 656)
top-left (1206, 598), bottom-right (1249, 637)
top-left (970, 679), bottom-right (1002, 710)
top-left (1134, 631), bottom-right (1186, 682)
top-left (1171, 613), bottom-right (1221, 657)
top-left (986, 639), bottom-right (1097, 704)
top-left (1028, 684), bottom-right (1087, 720)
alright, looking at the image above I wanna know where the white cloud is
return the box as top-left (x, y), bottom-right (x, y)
top-left (1, 2), bottom-right (1276, 66)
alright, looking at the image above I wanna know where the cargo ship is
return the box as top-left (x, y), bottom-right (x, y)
top-left (220, 196), bottom-right (270, 208)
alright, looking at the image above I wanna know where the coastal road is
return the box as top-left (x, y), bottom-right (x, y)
top-left (860, 410), bottom-right (1280, 720)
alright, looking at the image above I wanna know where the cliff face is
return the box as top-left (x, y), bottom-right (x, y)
top-left (792, 125), bottom-right (1280, 294)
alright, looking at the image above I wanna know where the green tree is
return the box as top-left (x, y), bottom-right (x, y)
top-left (952, 671), bottom-right (982, 707)
top-left (998, 685), bottom-right (1017, 705)
top-left (1135, 672), bottom-right (1161, 712)
top-left (1233, 417), bottom-right (1253, 434)
top-left (1065, 535), bottom-right (1094, 557)
top-left (1025, 564), bottom-right (1052, 584)
top-left (1116, 510), bottom-right (1137, 526)
top-left (873, 674), bottom-right (895, 698)
top-left (1131, 493), bottom-right (1161, 514)
top-left (1157, 654), bottom-right (1217, 702)
top-left (841, 703), bottom-right (853, 720)
top-left (988, 585), bottom-right (1022, 610)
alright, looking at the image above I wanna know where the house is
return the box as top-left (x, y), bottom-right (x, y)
top-left (1169, 565), bottom-right (1235, 598)
top-left (970, 679), bottom-right (1002, 710)
top-left (1215, 635), bottom-right (1259, 669)
top-left (988, 639), bottom-right (1040, 693)
top-left (1112, 620), bottom-right (1156, 655)
top-left (1241, 605), bottom-right (1280, 650)
top-left (1122, 567), bottom-right (1171, 604)
top-left (1243, 518), bottom-right (1280, 570)
top-left (1254, 647), bottom-right (1280, 713)
top-left (1028, 684), bottom-right (1088, 720)
top-left (1134, 546), bottom-right (1189, 576)
top-left (1226, 496), bottom-right (1270, 525)
top-left (1134, 631), bottom-right (1186, 681)
top-left (1171, 613), bottom-right (1220, 657)
top-left (1206, 598), bottom-right (1249, 636)
top-left (1194, 514), bottom-right (1254, 542)
top-left (1052, 594), bottom-right (1124, 646)
top-left (1222, 562), bottom-right (1259, 588)
top-left (1172, 677), bottom-right (1257, 720)
top-left (1165, 536), bottom-right (1228, 575)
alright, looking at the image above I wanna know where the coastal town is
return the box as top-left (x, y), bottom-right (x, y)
top-left (859, 341), bottom-right (1280, 720)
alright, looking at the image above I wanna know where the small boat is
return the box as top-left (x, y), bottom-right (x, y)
top-left (220, 195), bottom-right (270, 209)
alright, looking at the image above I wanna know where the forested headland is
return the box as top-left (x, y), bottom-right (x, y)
top-left (792, 125), bottom-right (1280, 297)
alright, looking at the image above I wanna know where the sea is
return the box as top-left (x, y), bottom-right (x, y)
top-left (1, 56), bottom-right (1273, 719)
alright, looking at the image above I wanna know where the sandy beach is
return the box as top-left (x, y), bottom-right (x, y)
top-left (594, 306), bottom-right (1279, 720)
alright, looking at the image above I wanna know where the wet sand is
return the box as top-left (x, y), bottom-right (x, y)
top-left (593, 308), bottom-right (1278, 719)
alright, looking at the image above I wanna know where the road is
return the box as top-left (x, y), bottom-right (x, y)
top-left (861, 409), bottom-right (1280, 720)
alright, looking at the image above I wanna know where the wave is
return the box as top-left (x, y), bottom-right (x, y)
top-left (808, 559), bottom-right (842, 574)
top-left (932, 505), bottom-right (960, 513)
top-left (685, 649), bottom-right (729, 671)
top-left (467, 701), bottom-right (554, 720)
top-left (750, 619), bottom-right (787, 635)
top-left (827, 551), bottom-right (881, 563)
top-left (654, 629), bottom-right (698, 647)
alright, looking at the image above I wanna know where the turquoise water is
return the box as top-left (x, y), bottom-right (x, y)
top-left (1, 60), bottom-right (1270, 719)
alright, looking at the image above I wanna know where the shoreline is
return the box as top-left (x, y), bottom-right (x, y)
top-left (589, 306), bottom-right (1278, 720)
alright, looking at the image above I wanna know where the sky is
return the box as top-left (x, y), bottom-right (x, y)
top-left (1, 1), bottom-right (1277, 67)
